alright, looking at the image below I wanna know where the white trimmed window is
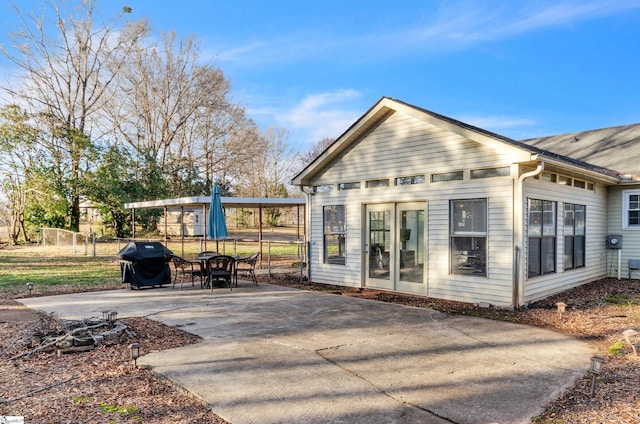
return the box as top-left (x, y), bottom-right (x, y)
top-left (528, 199), bottom-right (557, 277)
top-left (564, 203), bottom-right (585, 270)
top-left (623, 190), bottom-right (640, 229)
top-left (323, 205), bottom-right (346, 264)
top-left (450, 199), bottom-right (487, 276)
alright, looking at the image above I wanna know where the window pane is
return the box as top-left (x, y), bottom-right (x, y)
top-left (324, 205), bottom-right (345, 233)
top-left (564, 203), bottom-right (575, 236)
top-left (540, 172), bottom-right (556, 182)
top-left (324, 234), bottom-right (345, 264)
top-left (323, 205), bottom-right (346, 265)
top-left (542, 201), bottom-right (556, 236)
top-left (432, 171), bottom-right (463, 182)
top-left (558, 175), bottom-right (572, 185)
top-left (451, 199), bottom-right (486, 233)
top-left (542, 237), bottom-right (556, 274)
top-left (575, 205), bottom-right (586, 235)
top-left (314, 184), bottom-right (334, 192)
top-left (574, 236), bottom-right (585, 268)
top-left (528, 238), bottom-right (541, 277)
top-left (366, 179), bottom-right (389, 188)
top-left (564, 236), bottom-right (574, 270)
top-left (470, 167), bottom-right (510, 179)
top-left (338, 182), bottom-right (360, 190)
top-left (451, 237), bottom-right (486, 275)
top-left (529, 199), bottom-right (542, 236)
top-left (395, 175), bottom-right (425, 185)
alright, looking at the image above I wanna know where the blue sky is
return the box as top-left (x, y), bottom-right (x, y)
top-left (2, 0), bottom-right (640, 151)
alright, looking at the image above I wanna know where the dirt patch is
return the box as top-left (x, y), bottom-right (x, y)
top-left (0, 299), bottom-right (39, 323)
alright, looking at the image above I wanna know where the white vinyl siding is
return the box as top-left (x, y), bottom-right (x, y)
top-left (310, 181), bottom-right (515, 306)
top-left (312, 113), bottom-right (511, 185)
top-left (523, 179), bottom-right (607, 303)
top-left (606, 186), bottom-right (640, 278)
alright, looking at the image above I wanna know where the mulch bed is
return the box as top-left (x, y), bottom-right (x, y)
top-left (1, 277), bottom-right (640, 423)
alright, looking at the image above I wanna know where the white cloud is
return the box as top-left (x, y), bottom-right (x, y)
top-left (209, 1), bottom-right (640, 66)
top-left (279, 90), bottom-right (363, 142)
top-left (245, 90), bottom-right (364, 148)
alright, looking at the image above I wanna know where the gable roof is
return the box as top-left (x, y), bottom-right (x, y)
top-left (521, 123), bottom-right (640, 179)
top-left (292, 97), bottom-right (622, 186)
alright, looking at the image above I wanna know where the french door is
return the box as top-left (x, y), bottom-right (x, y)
top-left (365, 202), bottom-right (426, 295)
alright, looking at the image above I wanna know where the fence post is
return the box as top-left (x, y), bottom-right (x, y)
top-left (267, 240), bottom-right (271, 278)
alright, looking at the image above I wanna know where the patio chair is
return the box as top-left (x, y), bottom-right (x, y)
top-left (205, 255), bottom-right (235, 291)
top-left (235, 252), bottom-right (260, 287)
top-left (171, 255), bottom-right (204, 290)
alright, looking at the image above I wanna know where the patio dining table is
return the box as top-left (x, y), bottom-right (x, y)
top-left (196, 253), bottom-right (235, 289)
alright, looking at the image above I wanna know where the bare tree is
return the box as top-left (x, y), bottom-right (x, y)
top-left (296, 136), bottom-right (334, 171)
top-left (108, 29), bottom-right (262, 196)
top-left (236, 126), bottom-right (295, 198)
top-left (1, 0), bottom-right (149, 230)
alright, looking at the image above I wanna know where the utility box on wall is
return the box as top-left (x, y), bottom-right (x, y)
top-left (606, 234), bottom-right (623, 249)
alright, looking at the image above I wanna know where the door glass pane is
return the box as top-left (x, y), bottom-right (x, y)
top-left (369, 210), bottom-right (390, 280)
top-left (399, 209), bottom-right (424, 283)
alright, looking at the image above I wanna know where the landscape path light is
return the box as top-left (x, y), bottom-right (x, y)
top-left (555, 302), bottom-right (566, 319)
top-left (129, 343), bottom-right (141, 367)
top-left (101, 310), bottom-right (110, 320)
top-left (27, 282), bottom-right (34, 297)
top-left (108, 311), bottom-right (118, 322)
top-left (589, 355), bottom-right (605, 397)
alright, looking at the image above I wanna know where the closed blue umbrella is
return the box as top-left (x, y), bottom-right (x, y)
top-left (207, 185), bottom-right (228, 250)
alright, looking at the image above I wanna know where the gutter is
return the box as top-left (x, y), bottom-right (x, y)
top-left (299, 185), bottom-right (314, 282)
top-left (513, 161), bottom-right (544, 309)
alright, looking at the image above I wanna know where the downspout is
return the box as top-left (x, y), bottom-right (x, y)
top-left (513, 161), bottom-right (544, 309)
top-left (300, 185), bottom-right (314, 283)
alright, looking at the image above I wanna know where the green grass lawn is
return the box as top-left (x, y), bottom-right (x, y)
top-left (0, 247), bottom-right (122, 297)
top-left (0, 238), bottom-right (305, 298)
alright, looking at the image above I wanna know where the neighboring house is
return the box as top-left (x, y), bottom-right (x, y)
top-left (292, 97), bottom-right (640, 309)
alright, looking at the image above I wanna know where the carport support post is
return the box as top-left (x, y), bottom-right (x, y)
top-left (131, 209), bottom-right (136, 239)
top-left (163, 206), bottom-right (168, 246)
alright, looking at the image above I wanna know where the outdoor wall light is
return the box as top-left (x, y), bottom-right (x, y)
top-left (589, 355), bottom-right (605, 397)
top-left (129, 343), bottom-right (141, 367)
top-left (622, 329), bottom-right (638, 356)
top-left (27, 282), bottom-right (34, 297)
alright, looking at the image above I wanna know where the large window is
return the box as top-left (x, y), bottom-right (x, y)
top-left (528, 199), bottom-right (556, 277)
top-left (623, 190), bottom-right (640, 229)
top-left (450, 199), bottom-right (487, 276)
top-left (323, 205), bottom-right (346, 265)
top-left (564, 203), bottom-right (585, 270)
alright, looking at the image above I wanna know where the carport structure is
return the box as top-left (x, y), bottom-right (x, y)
top-left (124, 196), bottom-right (306, 256)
